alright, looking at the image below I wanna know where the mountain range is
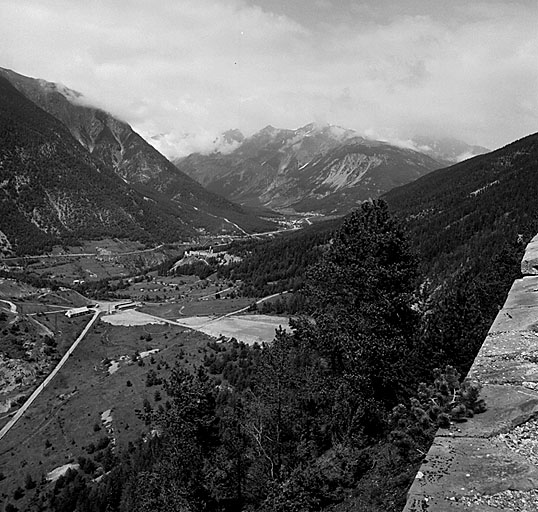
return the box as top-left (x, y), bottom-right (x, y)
top-left (0, 68), bottom-right (277, 254)
top-left (0, 66), bottom-right (494, 254)
top-left (175, 124), bottom-right (486, 215)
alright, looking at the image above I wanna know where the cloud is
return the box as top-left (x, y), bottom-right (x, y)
top-left (0, 0), bottom-right (537, 157)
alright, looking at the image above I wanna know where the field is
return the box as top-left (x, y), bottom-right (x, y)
top-left (0, 294), bottom-right (91, 422)
top-left (176, 314), bottom-right (289, 344)
top-left (0, 243), bottom-right (292, 507)
top-left (4, 239), bottom-right (185, 285)
top-left (0, 313), bottom-right (217, 506)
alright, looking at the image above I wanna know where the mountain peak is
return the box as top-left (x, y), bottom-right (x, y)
top-left (219, 129), bottom-right (244, 146)
top-left (0, 67), bottom-right (85, 106)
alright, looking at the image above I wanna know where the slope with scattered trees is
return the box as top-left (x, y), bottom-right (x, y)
top-left (15, 201), bottom-right (486, 512)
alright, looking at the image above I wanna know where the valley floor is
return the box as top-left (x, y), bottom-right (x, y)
top-left (0, 247), bottom-right (289, 508)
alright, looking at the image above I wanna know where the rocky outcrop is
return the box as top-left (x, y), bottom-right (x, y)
top-left (404, 237), bottom-right (538, 511)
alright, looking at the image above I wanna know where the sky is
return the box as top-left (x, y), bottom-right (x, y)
top-left (1, 0), bottom-right (538, 157)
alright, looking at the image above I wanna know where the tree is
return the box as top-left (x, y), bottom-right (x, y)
top-left (124, 367), bottom-right (220, 511)
top-left (243, 327), bottom-right (330, 502)
top-left (305, 200), bottom-right (419, 407)
top-left (24, 473), bottom-right (36, 490)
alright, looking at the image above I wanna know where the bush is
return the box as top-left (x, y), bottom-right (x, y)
top-left (95, 436), bottom-right (110, 451)
top-left (24, 473), bottom-right (36, 490)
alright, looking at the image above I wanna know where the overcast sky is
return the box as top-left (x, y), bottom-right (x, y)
top-left (1, 0), bottom-right (538, 157)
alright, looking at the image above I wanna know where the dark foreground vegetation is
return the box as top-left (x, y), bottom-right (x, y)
top-left (11, 201), bottom-right (491, 512)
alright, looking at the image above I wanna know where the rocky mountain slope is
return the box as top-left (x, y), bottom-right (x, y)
top-left (176, 123), bottom-right (443, 215)
top-left (0, 76), bottom-right (273, 256)
top-left (0, 76), bottom-right (184, 254)
top-left (0, 67), bottom-right (275, 234)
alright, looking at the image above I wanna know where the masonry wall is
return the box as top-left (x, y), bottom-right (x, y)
top-left (403, 234), bottom-right (538, 511)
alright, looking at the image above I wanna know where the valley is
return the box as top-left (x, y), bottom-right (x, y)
top-left (0, 240), bottom-right (292, 506)
top-left (0, 52), bottom-right (533, 511)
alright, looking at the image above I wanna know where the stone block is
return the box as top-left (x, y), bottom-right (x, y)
top-left (479, 332), bottom-right (538, 358)
top-left (489, 305), bottom-right (538, 333)
top-left (404, 437), bottom-right (538, 512)
top-left (502, 276), bottom-right (538, 309)
top-left (521, 235), bottom-right (538, 275)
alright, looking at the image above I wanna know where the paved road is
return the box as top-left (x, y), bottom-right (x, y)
top-left (0, 310), bottom-right (100, 442)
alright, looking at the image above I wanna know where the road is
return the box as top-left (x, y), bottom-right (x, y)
top-left (198, 286), bottom-right (234, 300)
top-left (203, 291), bottom-right (288, 324)
top-left (0, 310), bottom-right (100, 442)
top-left (172, 291), bottom-right (289, 328)
top-left (0, 298), bottom-right (17, 314)
top-left (129, 291), bottom-right (289, 329)
top-left (0, 298), bottom-right (18, 324)
top-left (0, 244), bottom-right (165, 262)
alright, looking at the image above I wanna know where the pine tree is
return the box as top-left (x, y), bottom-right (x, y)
top-left (304, 200), bottom-right (420, 410)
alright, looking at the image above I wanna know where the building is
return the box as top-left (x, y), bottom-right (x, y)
top-left (65, 306), bottom-right (93, 318)
top-left (114, 302), bottom-right (138, 311)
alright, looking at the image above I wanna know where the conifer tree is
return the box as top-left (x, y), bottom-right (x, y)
top-left (303, 200), bottom-right (420, 419)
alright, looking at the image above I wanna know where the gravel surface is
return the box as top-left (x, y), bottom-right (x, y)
top-left (496, 418), bottom-right (538, 465)
top-left (456, 489), bottom-right (538, 510)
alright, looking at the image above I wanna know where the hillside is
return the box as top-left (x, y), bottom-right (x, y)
top-left (0, 67), bottom-right (276, 234)
top-left (384, 132), bottom-right (538, 375)
top-left (0, 76), bottom-right (207, 255)
top-left (176, 123), bottom-right (443, 214)
top-left (384, 132), bottom-right (538, 277)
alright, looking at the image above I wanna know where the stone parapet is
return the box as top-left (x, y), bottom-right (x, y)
top-left (521, 234), bottom-right (538, 276)
top-left (404, 240), bottom-right (538, 511)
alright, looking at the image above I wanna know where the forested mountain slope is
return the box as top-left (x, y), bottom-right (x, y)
top-left (384, 132), bottom-right (538, 373)
top-left (0, 67), bottom-right (275, 234)
top-left (384, 132), bottom-right (538, 277)
top-left (218, 218), bottom-right (340, 297)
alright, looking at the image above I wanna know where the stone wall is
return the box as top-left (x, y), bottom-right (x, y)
top-left (403, 234), bottom-right (538, 511)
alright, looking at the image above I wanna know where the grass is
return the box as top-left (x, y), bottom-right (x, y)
top-left (0, 251), bottom-right (277, 507)
top-left (0, 313), bottom-right (216, 506)
top-left (0, 314), bottom-right (89, 426)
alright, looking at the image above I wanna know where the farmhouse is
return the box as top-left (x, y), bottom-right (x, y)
top-left (114, 301), bottom-right (138, 311)
top-left (65, 306), bottom-right (93, 318)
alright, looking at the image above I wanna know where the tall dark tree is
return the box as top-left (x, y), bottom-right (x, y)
top-left (303, 200), bottom-right (420, 423)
